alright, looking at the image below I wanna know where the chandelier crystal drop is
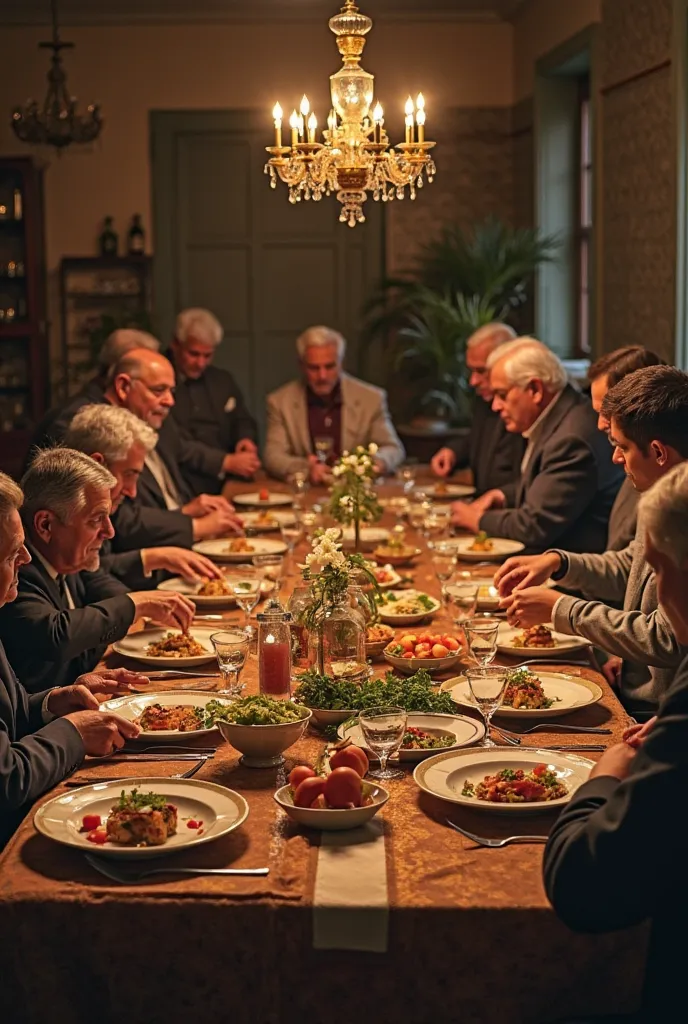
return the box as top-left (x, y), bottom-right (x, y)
top-left (11, 0), bottom-right (103, 150)
top-left (264, 0), bottom-right (436, 227)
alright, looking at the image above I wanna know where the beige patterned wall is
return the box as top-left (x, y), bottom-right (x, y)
top-left (599, 0), bottom-right (676, 360)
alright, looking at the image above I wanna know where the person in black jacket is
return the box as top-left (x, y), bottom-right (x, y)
top-left (0, 449), bottom-right (196, 693)
top-left (167, 307), bottom-right (260, 494)
top-left (451, 338), bottom-right (623, 554)
top-left (0, 471), bottom-right (142, 846)
top-left (430, 323), bottom-right (524, 496)
top-left (543, 461), bottom-right (688, 1022)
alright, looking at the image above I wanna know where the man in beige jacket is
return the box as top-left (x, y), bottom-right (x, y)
top-left (263, 326), bottom-right (405, 482)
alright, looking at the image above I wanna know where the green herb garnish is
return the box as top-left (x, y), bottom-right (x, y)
top-left (294, 668), bottom-right (456, 715)
top-left (116, 788), bottom-right (168, 812)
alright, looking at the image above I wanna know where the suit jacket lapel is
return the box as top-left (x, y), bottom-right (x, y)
top-left (26, 544), bottom-right (65, 609)
top-left (517, 387), bottom-right (579, 504)
top-left (340, 375), bottom-right (359, 454)
top-left (293, 381), bottom-right (312, 456)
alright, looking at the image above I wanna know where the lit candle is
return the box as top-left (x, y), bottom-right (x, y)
top-left (327, 108), bottom-right (337, 136)
top-left (373, 101), bottom-right (384, 144)
top-left (272, 102), bottom-right (283, 147)
top-left (307, 111), bottom-right (317, 143)
top-left (405, 95), bottom-right (415, 144)
top-left (289, 109), bottom-right (299, 148)
top-left (416, 93), bottom-right (425, 143)
top-left (259, 634), bottom-right (291, 697)
top-left (298, 114), bottom-right (305, 140)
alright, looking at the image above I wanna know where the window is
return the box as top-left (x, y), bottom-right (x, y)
top-left (576, 79), bottom-right (592, 355)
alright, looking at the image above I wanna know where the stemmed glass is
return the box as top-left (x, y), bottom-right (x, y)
top-left (444, 581), bottom-right (478, 626)
top-left (252, 554), bottom-right (284, 602)
top-left (464, 617), bottom-right (501, 666)
top-left (422, 514), bottom-right (448, 545)
top-left (280, 518), bottom-right (303, 576)
top-left (229, 570), bottom-right (261, 635)
top-left (465, 667), bottom-right (508, 746)
top-left (432, 552), bottom-right (457, 607)
top-left (314, 436), bottom-right (334, 465)
top-left (210, 629), bottom-right (251, 696)
top-left (408, 501), bottom-right (431, 537)
top-left (359, 705), bottom-right (408, 780)
top-left (399, 465), bottom-right (417, 494)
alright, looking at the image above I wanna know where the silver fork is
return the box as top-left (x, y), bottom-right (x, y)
top-left (446, 820), bottom-right (548, 847)
top-left (495, 724), bottom-right (612, 738)
top-left (85, 854), bottom-right (269, 883)
top-left (490, 733), bottom-right (606, 751)
top-left (64, 758), bottom-right (207, 787)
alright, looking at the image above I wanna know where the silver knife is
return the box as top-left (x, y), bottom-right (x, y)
top-left (144, 670), bottom-right (222, 679)
top-left (92, 753), bottom-right (215, 762)
top-left (535, 744), bottom-right (606, 752)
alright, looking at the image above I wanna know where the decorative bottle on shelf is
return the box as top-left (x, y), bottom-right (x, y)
top-left (127, 214), bottom-right (145, 255)
top-left (98, 216), bottom-right (118, 256)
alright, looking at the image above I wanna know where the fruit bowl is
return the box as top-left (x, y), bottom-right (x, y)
top-left (216, 708), bottom-right (312, 768)
top-left (383, 645), bottom-right (463, 675)
top-left (273, 781), bottom-right (389, 830)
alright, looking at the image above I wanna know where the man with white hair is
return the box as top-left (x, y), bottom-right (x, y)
top-left (543, 461), bottom-right (688, 1021)
top-left (167, 308), bottom-right (260, 493)
top-left (430, 323), bottom-right (524, 494)
top-left (264, 325), bottom-right (404, 482)
top-left (451, 337), bottom-right (622, 553)
top-left (0, 449), bottom-right (196, 693)
top-left (64, 405), bottom-right (222, 590)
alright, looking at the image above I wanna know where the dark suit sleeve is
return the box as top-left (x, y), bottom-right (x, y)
top-left (176, 425), bottom-right (226, 480)
top-left (543, 674), bottom-right (688, 933)
top-left (479, 434), bottom-right (600, 550)
top-left (449, 434), bottom-right (470, 469)
top-left (111, 498), bottom-right (193, 551)
top-left (224, 375), bottom-right (258, 448)
top-left (99, 548), bottom-right (153, 591)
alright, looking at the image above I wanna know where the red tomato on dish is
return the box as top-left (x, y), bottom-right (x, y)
top-left (532, 763), bottom-right (547, 777)
top-left (293, 776), bottom-right (327, 807)
top-left (329, 745), bottom-right (368, 778)
top-left (82, 814), bottom-right (101, 832)
top-left (443, 636), bottom-right (460, 651)
top-left (86, 830), bottom-right (108, 845)
top-left (289, 765), bottom-right (316, 790)
top-left (324, 767), bottom-right (362, 808)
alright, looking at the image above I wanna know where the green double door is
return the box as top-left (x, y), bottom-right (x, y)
top-left (151, 110), bottom-right (385, 439)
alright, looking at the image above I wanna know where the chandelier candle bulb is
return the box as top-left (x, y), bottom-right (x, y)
top-left (289, 110), bottom-right (299, 147)
top-left (307, 112), bottom-right (318, 144)
top-left (416, 93), bottom-right (425, 144)
top-left (372, 102), bottom-right (384, 144)
top-left (273, 102), bottom-right (283, 147)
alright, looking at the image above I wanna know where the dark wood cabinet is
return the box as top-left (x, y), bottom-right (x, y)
top-left (0, 157), bottom-right (48, 478)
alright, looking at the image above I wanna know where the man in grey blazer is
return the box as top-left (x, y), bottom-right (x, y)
top-left (263, 326), bottom-right (405, 483)
top-left (496, 366), bottom-right (688, 717)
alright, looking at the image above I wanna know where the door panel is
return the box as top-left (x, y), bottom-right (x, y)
top-left (151, 110), bottom-right (384, 440)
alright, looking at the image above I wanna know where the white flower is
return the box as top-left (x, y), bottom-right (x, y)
top-left (356, 465), bottom-right (366, 476)
top-left (368, 443), bottom-right (378, 455)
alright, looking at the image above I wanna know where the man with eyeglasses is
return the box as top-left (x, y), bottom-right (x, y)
top-left (430, 323), bottom-right (525, 495)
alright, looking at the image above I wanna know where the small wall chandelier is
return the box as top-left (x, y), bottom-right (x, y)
top-left (11, 0), bottom-right (103, 149)
top-left (265, 0), bottom-right (436, 227)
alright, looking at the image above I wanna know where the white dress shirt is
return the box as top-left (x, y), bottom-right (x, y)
top-left (145, 449), bottom-right (182, 510)
top-left (520, 390), bottom-right (564, 475)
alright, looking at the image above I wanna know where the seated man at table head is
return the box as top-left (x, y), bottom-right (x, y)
top-left (450, 337), bottom-right (623, 554)
top-left (588, 345), bottom-right (666, 550)
top-left (263, 325), bottom-right (405, 484)
top-left (543, 462), bottom-right (688, 1022)
top-left (0, 471), bottom-right (144, 845)
top-left (167, 307), bottom-right (261, 492)
top-left (64, 404), bottom-right (222, 590)
top-left (0, 447), bottom-right (197, 694)
top-left (430, 322), bottom-right (525, 496)
top-left (496, 365), bottom-right (688, 717)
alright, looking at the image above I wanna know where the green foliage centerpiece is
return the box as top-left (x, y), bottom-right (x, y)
top-left (328, 444), bottom-right (383, 553)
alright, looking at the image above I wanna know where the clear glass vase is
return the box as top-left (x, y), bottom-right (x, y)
top-left (308, 593), bottom-right (367, 682)
top-left (287, 583), bottom-right (313, 672)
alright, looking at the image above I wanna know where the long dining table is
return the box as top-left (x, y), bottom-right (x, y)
top-left (0, 474), bottom-right (649, 1024)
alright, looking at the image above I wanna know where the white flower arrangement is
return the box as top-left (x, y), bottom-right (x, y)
top-left (327, 445), bottom-right (382, 548)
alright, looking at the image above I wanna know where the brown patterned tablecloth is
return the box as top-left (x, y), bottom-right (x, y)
top-left (0, 475), bottom-right (649, 1024)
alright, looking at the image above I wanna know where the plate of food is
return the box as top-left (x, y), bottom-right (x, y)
top-left (445, 534), bottom-right (525, 563)
top-left (232, 489), bottom-right (293, 507)
top-left (383, 631), bottom-right (463, 673)
top-left (33, 778), bottom-right (249, 858)
top-left (365, 622), bottom-right (396, 658)
top-left (372, 542), bottom-right (422, 567)
top-left (341, 526), bottom-right (390, 551)
top-left (416, 483), bottom-right (476, 500)
top-left (192, 536), bottom-right (287, 564)
top-left (413, 747), bottom-right (593, 812)
top-left (99, 691), bottom-right (235, 740)
top-left (338, 712), bottom-right (485, 763)
top-left (441, 667), bottom-right (604, 719)
top-left (368, 563), bottom-right (402, 588)
top-left (156, 575), bottom-right (274, 608)
top-left (238, 509), bottom-right (296, 532)
top-left (497, 622), bottom-right (591, 658)
top-left (377, 589), bottom-right (441, 625)
top-left (112, 627), bottom-right (217, 667)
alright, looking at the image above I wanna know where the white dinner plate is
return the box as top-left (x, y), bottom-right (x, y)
top-left (341, 526), bottom-right (390, 550)
top-left (99, 691), bottom-right (233, 740)
top-left (238, 510), bottom-right (296, 531)
top-left (440, 670), bottom-right (604, 720)
top-left (192, 537), bottom-right (287, 563)
top-left (413, 747), bottom-right (593, 812)
top-left (232, 491), bottom-right (293, 507)
top-left (497, 622), bottom-right (591, 658)
top-left (112, 626), bottom-right (217, 667)
top-left (377, 589), bottom-right (441, 625)
top-left (156, 576), bottom-right (273, 608)
top-left (34, 777), bottom-right (249, 858)
top-left (368, 563), bottom-right (402, 588)
top-left (415, 484), bottom-right (476, 500)
top-left (337, 712), bottom-right (485, 763)
top-left (443, 537), bottom-right (525, 563)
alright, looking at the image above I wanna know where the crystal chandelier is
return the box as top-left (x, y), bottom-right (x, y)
top-left (11, 0), bottom-right (103, 149)
top-left (264, 0), bottom-right (436, 227)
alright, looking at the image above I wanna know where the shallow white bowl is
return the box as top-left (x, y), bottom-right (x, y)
top-left (383, 646), bottom-right (463, 675)
top-left (307, 706), bottom-right (356, 728)
top-left (216, 708), bottom-right (312, 768)
top-left (274, 780), bottom-right (389, 830)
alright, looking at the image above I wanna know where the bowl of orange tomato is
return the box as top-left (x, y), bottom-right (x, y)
top-left (383, 631), bottom-right (463, 675)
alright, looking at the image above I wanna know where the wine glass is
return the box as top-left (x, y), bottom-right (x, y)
top-left (422, 514), bottom-right (447, 545)
top-left (399, 465), bottom-right (417, 494)
top-left (444, 581), bottom-right (478, 626)
top-left (313, 436), bottom-right (334, 464)
top-left (465, 666), bottom-right (508, 746)
top-left (229, 571), bottom-right (261, 634)
top-left (464, 617), bottom-right (501, 666)
top-left (210, 629), bottom-right (251, 696)
top-left (388, 496), bottom-right (410, 521)
top-left (299, 508), bottom-right (322, 543)
top-left (431, 552), bottom-right (457, 598)
top-left (252, 553), bottom-right (284, 601)
top-left (280, 518), bottom-right (303, 576)
top-left (408, 501), bottom-right (431, 536)
top-left (359, 705), bottom-right (408, 780)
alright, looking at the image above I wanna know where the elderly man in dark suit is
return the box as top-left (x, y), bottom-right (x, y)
top-left (451, 337), bottom-right (622, 553)
top-left (167, 307), bottom-right (260, 494)
top-left (430, 322), bottom-right (524, 495)
top-left (543, 461), bottom-right (688, 1023)
top-left (0, 449), bottom-right (196, 693)
top-left (0, 471), bottom-right (143, 846)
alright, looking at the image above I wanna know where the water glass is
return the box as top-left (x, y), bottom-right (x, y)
top-left (431, 552), bottom-right (457, 586)
top-left (210, 629), bottom-right (251, 696)
top-left (359, 705), bottom-right (408, 780)
top-left (252, 553), bottom-right (284, 600)
top-left (408, 501), bottom-right (431, 533)
top-left (399, 465), bottom-right (417, 494)
top-left (465, 667), bottom-right (508, 746)
top-left (229, 572), bottom-right (261, 633)
top-left (444, 581), bottom-right (478, 625)
top-left (464, 617), bottom-right (501, 666)
top-left (280, 519), bottom-right (303, 576)
top-left (289, 471), bottom-right (309, 498)
top-left (314, 436), bottom-right (334, 464)
top-left (422, 514), bottom-right (447, 544)
top-left (299, 509), bottom-right (322, 543)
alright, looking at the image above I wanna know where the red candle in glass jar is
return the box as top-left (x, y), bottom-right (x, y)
top-left (260, 636), bottom-right (291, 696)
